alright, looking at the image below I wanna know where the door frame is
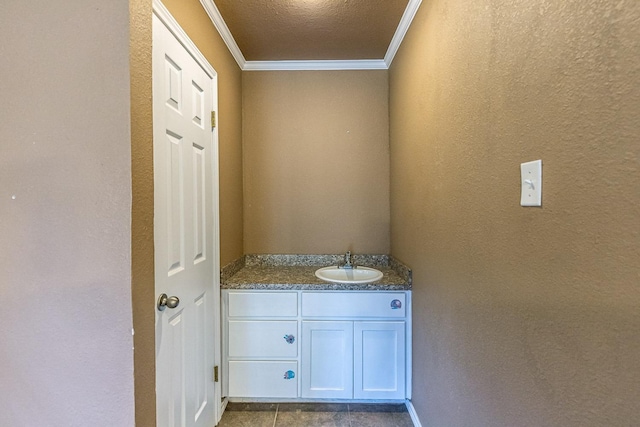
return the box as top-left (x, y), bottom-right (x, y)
top-left (152, 0), bottom-right (222, 423)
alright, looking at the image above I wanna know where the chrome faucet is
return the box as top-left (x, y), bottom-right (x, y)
top-left (340, 251), bottom-right (355, 269)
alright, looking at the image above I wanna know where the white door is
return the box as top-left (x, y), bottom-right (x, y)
top-left (153, 9), bottom-right (220, 427)
top-left (301, 321), bottom-right (353, 399)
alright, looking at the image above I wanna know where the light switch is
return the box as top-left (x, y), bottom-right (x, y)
top-left (520, 160), bottom-right (542, 206)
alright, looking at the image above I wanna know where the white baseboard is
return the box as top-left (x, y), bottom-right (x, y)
top-left (405, 400), bottom-right (423, 427)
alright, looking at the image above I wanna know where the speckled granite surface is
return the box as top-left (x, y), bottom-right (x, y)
top-left (244, 254), bottom-right (391, 268)
top-left (222, 254), bottom-right (411, 291)
top-left (220, 256), bottom-right (245, 283)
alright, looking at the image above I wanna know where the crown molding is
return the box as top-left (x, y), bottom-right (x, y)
top-left (199, 0), bottom-right (246, 69)
top-left (153, 0), bottom-right (216, 78)
top-left (384, 0), bottom-right (422, 67)
top-left (200, 0), bottom-right (422, 71)
top-left (243, 60), bottom-right (388, 71)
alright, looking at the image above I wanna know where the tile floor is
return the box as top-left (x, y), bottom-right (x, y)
top-left (217, 402), bottom-right (414, 427)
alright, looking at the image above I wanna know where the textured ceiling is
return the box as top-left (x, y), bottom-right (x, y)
top-left (214, 0), bottom-right (410, 61)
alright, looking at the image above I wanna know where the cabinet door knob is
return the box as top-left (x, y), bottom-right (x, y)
top-left (283, 334), bottom-right (295, 344)
top-left (283, 370), bottom-right (295, 380)
top-left (390, 299), bottom-right (402, 309)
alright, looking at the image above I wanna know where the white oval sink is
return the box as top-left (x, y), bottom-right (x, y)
top-left (315, 266), bottom-right (384, 284)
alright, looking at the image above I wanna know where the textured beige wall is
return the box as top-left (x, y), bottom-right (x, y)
top-left (390, 1), bottom-right (640, 426)
top-left (0, 0), bottom-right (135, 425)
top-left (130, 0), bottom-right (243, 425)
top-left (130, 0), bottom-right (155, 425)
top-left (243, 71), bottom-right (390, 254)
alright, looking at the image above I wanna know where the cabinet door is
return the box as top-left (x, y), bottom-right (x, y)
top-left (301, 321), bottom-right (353, 398)
top-left (354, 321), bottom-right (405, 400)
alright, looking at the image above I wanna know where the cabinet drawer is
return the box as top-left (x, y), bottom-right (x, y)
top-left (302, 292), bottom-right (406, 318)
top-left (228, 321), bottom-right (298, 358)
top-left (228, 291), bottom-right (298, 317)
top-left (228, 361), bottom-right (298, 398)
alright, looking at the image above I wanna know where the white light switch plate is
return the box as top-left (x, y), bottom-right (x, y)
top-left (520, 160), bottom-right (542, 206)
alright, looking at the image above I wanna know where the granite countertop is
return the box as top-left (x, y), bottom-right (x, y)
top-left (222, 254), bottom-right (412, 291)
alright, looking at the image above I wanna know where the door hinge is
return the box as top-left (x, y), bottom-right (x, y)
top-left (211, 111), bottom-right (216, 129)
top-left (213, 365), bottom-right (219, 382)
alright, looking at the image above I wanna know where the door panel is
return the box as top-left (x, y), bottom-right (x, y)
top-left (192, 143), bottom-right (206, 263)
top-left (168, 311), bottom-right (186, 426)
top-left (167, 131), bottom-right (185, 275)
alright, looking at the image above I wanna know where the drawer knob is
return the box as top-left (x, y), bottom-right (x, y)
top-left (391, 299), bottom-right (402, 309)
top-left (283, 334), bottom-right (295, 344)
top-left (283, 370), bottom-right (295, 380)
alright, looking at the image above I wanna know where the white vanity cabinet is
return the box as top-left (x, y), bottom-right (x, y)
top-left (222, 290), bottom-right (411, 401)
